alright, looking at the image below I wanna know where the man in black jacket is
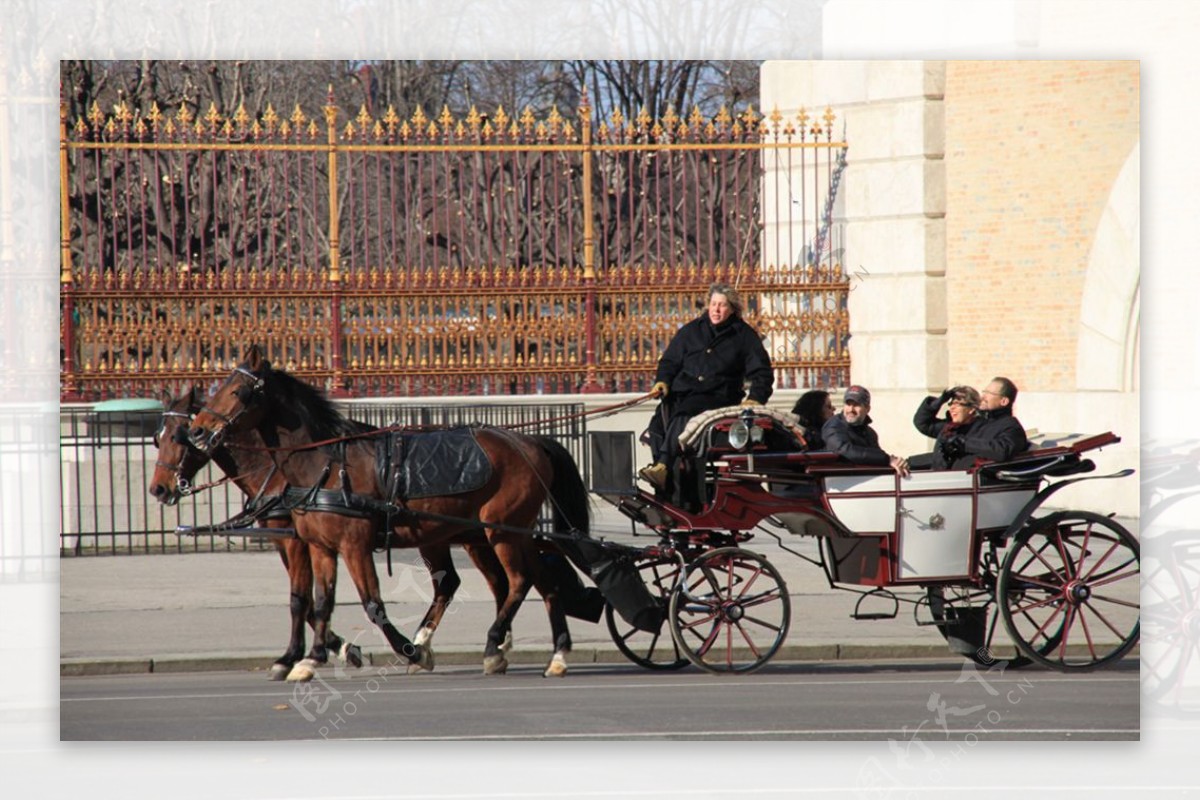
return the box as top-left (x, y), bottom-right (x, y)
top-left (639, 283), bottom-right (773, 489)
top-left (966, 376), bottom-right (1030, 461)
top-left (821, 385), bottom-right (910, 477)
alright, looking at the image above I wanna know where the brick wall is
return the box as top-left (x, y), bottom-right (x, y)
top-left (944, 61), bottom-right (1139, 391)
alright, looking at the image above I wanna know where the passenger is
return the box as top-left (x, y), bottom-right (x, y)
top-left (968, 376), bottom-right (1030, 461)
top-left (639, 282), bottom-right (774, 490)
top-left (821, 385), bottom-right (910, 477)
top-left (792, 389), bottom-right (834, 450)
top-left (912, 385), bottom-right (983, 469)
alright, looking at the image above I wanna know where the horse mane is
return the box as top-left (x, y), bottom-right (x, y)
top-left (260, 365), bottom-right (366, 442)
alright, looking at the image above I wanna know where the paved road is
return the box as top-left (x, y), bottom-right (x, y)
top-left (60, 658), bottom-right (1140, 741)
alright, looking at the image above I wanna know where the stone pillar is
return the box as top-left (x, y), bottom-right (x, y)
top-left (760, 60), bottom-right (947, 454)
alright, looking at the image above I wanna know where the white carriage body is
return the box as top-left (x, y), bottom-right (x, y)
top-left (822, 471), bottom-right (1035, 582)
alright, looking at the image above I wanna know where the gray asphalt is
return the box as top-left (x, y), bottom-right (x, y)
top-left (59, 504), bottom-right (1139, 677)
top-left (60, 660), bottom-right (1141, 741)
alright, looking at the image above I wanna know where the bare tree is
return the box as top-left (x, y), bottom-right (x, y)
top-left (63, 59), bottom-right (763, 276)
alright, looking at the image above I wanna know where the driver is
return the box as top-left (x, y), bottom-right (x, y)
top-left (639, 283), bottom-right (773, 490)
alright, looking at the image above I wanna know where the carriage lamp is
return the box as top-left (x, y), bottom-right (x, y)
top-left (728, 408), bottom-right (765, 450)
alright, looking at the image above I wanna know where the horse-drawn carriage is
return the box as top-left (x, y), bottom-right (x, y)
top-left (160, 351), bottom-right (1139, 679)
top-left (594, 405), bottom-right (1139, 674)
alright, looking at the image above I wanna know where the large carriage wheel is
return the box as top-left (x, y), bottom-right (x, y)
top-left (604, 555), bottom-right (689, 671)
top-left (667, 547), bottom-right (790, 674)
top-left (997, 511), bottom-right (1140, 671)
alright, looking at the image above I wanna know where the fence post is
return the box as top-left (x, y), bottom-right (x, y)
top-left (59, 99), bottom-right (83, 402)
top-left (324, 87), bottom-right (349, 396)
top-left (579, 90), bottom-right (603, 393)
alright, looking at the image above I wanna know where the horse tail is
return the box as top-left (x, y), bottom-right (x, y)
top-left (535, 435), bottom-right (590, 537)
top-left (536, 435), bottom-right (662, 632)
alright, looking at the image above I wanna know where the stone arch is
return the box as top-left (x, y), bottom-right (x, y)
top-left (1076, 142), bottom-right (1139, 392)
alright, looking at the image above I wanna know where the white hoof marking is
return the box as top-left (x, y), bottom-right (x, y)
top-left (286, 659), bottom-right (318, 683)
top-left (499, 630), bottom-right (513, 653)
top-left (543, 652), bottom-right (569, 678)
top-left (268, 663), bottom-right (290, 681)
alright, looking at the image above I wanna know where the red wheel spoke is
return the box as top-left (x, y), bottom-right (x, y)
top-left (733, 563), bottom-right (764, 602)
top-left (735, 620), bottom-right (764, 658)
top-left (739, 589), bottom-right (785, 609)
top-left (1082, 598), bottom-right (1136, 639)
top-left (1086, 592), bottom-right (1138, 610)
top-left (1076, 604), bottom-right (1099, 660)
top-left (680, 610), bottom-right (719, 632)
top-left (1029, 541), bottom-right (1071, 586)
top-left (1016, 596), bottom-right (1066, 644)
top-left (1054, 529), bottom-right (1076, 582)
top-left (1080, 539), bottom-right (1122, 582)
top-left (1087, 567), bottom-right (1139, 590)
top-left (695, 621), bottom-right (723, 656)
top-left (1076, 521), bottom-right (1094, 579)
top-left (1011, 594), bottom-right (1061, 615)
top-left (1056, 604), bottom-right (1076, 660)
top-left (741, 613), bottom-right (785, 633)
top-left (1007, 570), bottom-right (1064, 593)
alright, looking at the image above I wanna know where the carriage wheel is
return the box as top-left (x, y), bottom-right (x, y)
top-left (604, 555), bottom-right (689, 671)
top-left (997, 511), bottom-right (1140, 671)
top-left (667, 547), bottom-right (790, 674)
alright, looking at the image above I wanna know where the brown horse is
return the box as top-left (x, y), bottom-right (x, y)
top-left (148, 387), bottom-right (517, 679)
top-left (187, 346), bottom-right (593, 677)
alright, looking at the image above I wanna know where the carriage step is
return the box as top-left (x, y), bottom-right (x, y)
top-left (851, 588), bottom-right (899, 620)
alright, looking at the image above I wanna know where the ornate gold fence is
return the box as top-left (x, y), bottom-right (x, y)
top-left (60, 92), bottom-right (849, 400)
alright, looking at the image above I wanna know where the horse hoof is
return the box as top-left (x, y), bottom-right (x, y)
top-left (267, 663), bottom-right (291, 681)
top-left (482, 654), bottom-right (508, 675)
top-left (286, 659), bottom-right (318, 683)
top-left (499, 630), bottom-right (513, 654)
top-left (543, 653), bottom-right (568, 678)
top-left (339, 642), bottom-right (363, 669)
top-left (408, 646), bottom-right (435, 674)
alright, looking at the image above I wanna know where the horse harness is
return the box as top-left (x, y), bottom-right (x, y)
top-left (207, 428), bottom-right (498, 572)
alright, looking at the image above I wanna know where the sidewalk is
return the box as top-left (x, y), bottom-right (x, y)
top-left (61, 505), bottom-right (1127, 676)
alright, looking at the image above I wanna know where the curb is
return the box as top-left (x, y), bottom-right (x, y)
top-left (60, 643), bottom-right (953, 677)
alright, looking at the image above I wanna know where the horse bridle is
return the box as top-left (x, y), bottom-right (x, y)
top-left (160, 402), bottom-right (276, 499)
top-left (155, 409), bottom-right (201, 496)
top-left (192, 367), bottom-right (265, 452)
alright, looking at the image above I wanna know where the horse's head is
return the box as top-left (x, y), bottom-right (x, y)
top-left (188, 345), bottom-right (269, 454)
top-left (148, 386), bottom-right (211, 505)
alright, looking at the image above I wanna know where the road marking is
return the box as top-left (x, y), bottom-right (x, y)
top-left (318, 727), bottom-right (1140, 741)
top-left (60, 673), bottom-right (1136, 703)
